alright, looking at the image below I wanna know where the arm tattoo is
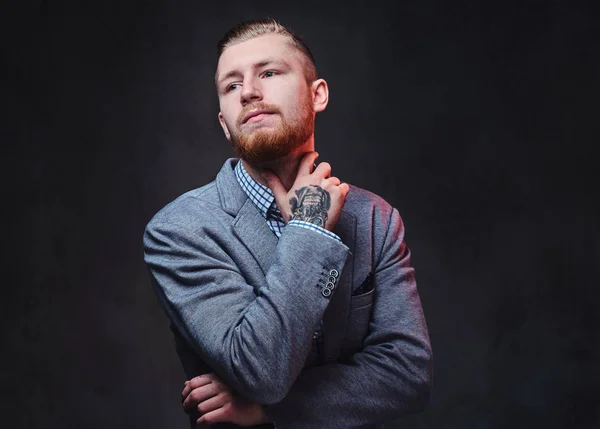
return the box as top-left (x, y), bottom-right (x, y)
top-left (289, 185), bottom-right (331, 227)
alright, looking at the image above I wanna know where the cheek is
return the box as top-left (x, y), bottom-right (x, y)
top-left (267, 80), bottom-right (302, 112)
top-left (290, 92), bottom-right (312, 120)
top-left (220, 108), bottom-right (239, 129)
top-left (220, 96), bottom-right (239, 117)
top-left (282, 93), bottom-right (305, 119)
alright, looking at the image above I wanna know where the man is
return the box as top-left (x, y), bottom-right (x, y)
top-left (143, 18), bottom-right (433, 428)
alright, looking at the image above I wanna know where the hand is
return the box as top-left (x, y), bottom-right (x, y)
top-left (262, 152), bottom-right (350, 231)
top-left (181, 373), bottom-right (271, 427)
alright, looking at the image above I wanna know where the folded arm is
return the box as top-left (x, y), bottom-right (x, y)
top-left (144, 220), bottom-right (349, 404)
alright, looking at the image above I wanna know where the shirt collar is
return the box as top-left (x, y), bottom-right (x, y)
top-left (234, 160), bottom-right (276, 219)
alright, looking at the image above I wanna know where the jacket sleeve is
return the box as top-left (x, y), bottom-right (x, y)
top-left (265, 208), bottom-right (433, 428)
top-left (143, 220), bottom-right (349, 404)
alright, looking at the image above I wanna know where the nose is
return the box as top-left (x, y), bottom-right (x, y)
top-left (240, 77), bottom-right (262, 105)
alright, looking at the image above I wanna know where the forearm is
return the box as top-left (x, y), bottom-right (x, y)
top-left (145, 222), bottom-right (349, 403)
top-left (265, 335), bottom-right (432, 428)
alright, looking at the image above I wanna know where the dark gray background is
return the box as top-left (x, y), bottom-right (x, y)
top-left (4, 0), bottom-right (599, 428)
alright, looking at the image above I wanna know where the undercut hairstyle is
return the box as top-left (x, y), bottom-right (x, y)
top-left (218, 18), bottom-right (318, 82)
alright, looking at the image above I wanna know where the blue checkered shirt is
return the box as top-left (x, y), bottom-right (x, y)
top-left (234, 160), bottom-right (340, 357)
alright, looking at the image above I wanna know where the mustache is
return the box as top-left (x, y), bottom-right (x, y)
top-left (237, 103), bottom-right (281, 126)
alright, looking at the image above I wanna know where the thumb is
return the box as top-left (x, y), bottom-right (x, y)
top-left (261, 171), bottom-right (289, 218)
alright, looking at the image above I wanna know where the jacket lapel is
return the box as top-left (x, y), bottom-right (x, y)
top-left (322, 210), bottom-right (356, 364)
top-left (216, 159), bottom-right (278, 276)
top-left (232, 199), bottom-right (278, 276)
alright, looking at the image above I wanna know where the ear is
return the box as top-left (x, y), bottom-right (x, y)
top-left (311, 78), bottom-right (329, 113)
top-left (218, 112), bottom-right (231, 141)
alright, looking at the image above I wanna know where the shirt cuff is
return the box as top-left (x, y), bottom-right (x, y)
top-left (287, 220), bottom-right (342, 242)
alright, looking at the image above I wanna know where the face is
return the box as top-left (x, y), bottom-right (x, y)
top-left (216, 34), bottom-right (325, 165)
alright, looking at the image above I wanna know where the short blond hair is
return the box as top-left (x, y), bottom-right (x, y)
top-left (218, 18), bottom-right (318, 82)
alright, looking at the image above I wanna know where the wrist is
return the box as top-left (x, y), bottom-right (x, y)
top-left (243, 404), bottom-right (272, 426)
top-left (287, 220), bottom-right (342, 242)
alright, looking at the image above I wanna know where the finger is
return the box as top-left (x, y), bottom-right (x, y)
top-left (197, 391), bottom-right (231, 415)
top-left (191, 374), bottom-right (215, 388)
top-left (327, 176), bottom-right (341, 186)
top-left (197, 404), bottom-right (230, 426)
top-left (182, 375), bottom-right (212, 401)
top-left (339, 182), bottom-right (350, 197)
top-left (313, 162), bottom-right (331, 178)
top-left (298, 151), bottom-right (319, 176)
top-left (183, 383), bottom-right (220, 412)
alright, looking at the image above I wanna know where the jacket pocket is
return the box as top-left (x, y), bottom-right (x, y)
top-left (342, 289), bottom-right (375, 355)
top-left (350, 288), bottom-right (375, 309)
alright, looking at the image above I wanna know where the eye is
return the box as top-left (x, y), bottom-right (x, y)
top-left (225, 83), bottom-right (240, 92)
top-left (262, 70), bottom-right (276, 78)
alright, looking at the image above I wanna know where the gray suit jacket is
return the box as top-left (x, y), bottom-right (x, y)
top-left (143, 159), bottom-right (433, 429)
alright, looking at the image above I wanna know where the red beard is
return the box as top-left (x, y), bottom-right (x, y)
top-left (231, 96), bottom-right (314, 165)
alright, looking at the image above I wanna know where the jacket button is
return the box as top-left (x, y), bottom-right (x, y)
top-left (329, 269), bottom-right (339, 278)
top-left (322, 288), bottom-right (332, 297)
top-left (327, 276), bottom-right (337, 283)
top-left (325, 282), bottom-right (335, 290)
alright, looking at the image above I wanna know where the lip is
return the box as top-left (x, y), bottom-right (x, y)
top-left (243, 109), bottom-right (273, 124)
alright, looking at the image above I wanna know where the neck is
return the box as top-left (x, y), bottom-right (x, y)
top-left (241, 139), bottom-right (314, 191)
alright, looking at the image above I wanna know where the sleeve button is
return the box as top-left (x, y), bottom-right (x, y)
top-left (322, 288), bottom-right (332, 297)
top-left (329, 269), bottom-right (339, 278)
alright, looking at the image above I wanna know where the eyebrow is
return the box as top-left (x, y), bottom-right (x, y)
top-left (216, 58), bottom-right (290, 86)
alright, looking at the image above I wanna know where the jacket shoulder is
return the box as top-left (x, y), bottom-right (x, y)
top-left (344, 184), bottom-right (394, 220)
top-left (145, 181), bottom-right (226, 231)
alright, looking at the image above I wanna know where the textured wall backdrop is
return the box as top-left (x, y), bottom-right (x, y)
top-left (4, 0), bottom-right (599, 428)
